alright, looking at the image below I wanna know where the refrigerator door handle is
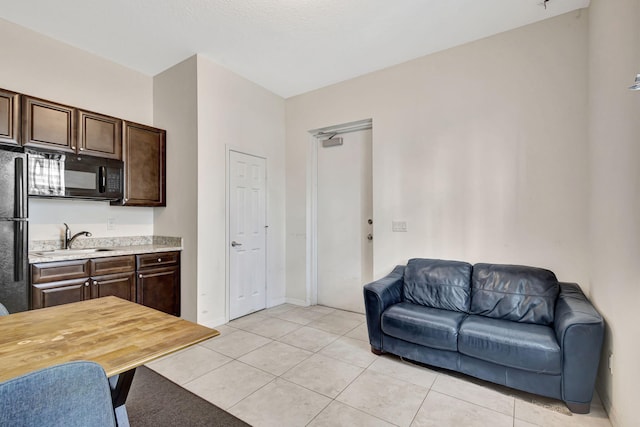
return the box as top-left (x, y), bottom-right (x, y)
top-left (15, 157), bottom-right (25, 219)
top-left (14, 221), bottom-right (25, 282)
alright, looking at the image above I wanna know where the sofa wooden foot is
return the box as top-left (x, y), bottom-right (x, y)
top-left (371, 347), bottom-right (384, 355)
top-left (566, 401), bottom-right (590, 414)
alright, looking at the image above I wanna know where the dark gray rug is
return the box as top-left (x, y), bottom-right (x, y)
top-left (126, 366), bottom-right (250, 427)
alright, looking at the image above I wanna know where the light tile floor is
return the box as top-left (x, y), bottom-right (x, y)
top-left (146, 304), bottom-right (612, 427)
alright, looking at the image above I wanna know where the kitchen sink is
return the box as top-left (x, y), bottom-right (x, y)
top-left (33, 248), bottom-right (115, 256)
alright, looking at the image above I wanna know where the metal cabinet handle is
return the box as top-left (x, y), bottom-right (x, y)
top-left (157, 258), bottom-right (162, 262)
top-left (79, 147), bottom-right (84, 151)
top-left (93, 280), bottom-right (98, 285)
top-left (84, 281), bottom-right (89, 287)
top-left (139, 274), bottom-right (143, 279)
top-left (231, 241), bottom-right (242, 247)
top-left (367, 234), bottom-right (373, 241)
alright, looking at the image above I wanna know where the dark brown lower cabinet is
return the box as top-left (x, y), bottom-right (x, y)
top-left (90, 272), bottom-right (135, 301)
top-left (136, 252), bottom-right (180, 316)
top-left (32, 278), bottom-right (89, 309)
top-left (31, 252), bottom-right (180, 314)
top-left (31, 256), bottom-right (135, 309)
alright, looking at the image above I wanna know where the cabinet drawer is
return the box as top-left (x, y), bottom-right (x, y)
top-left (136, 252), bottom-right (179, 269)
top-left (31, 260), bottom-right (90, 284)
top-left (90, 255), bottom-right (135, 276)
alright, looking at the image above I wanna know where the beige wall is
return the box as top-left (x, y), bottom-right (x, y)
top-left (154, 55), bottom-right (286, 325)
top-left (588, 1), bottom-right (640, 426)
top-left (0, 18), bottom-right (155, 242)
top-left (196, 56), bottom-right (287, 326)
top-left (286, 11), bottom-right (590, 302)
top-left (153, 56), bottom-right (199, 322)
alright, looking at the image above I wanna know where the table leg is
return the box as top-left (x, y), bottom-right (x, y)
top-left (109, 369), bottom-right (137, 427)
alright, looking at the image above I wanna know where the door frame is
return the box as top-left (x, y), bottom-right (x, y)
top-left (306, 118), bottom-right (373, 308)
top-left (225, 147), bottom-right (268, 322)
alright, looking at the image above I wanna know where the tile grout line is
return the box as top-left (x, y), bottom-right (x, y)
top-left (409, 387), bottom-right (433, 427)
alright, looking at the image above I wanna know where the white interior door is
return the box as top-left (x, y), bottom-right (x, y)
top-left (229, 150), bottom-right (267, 320)
top-left (317, 129), bottom-right (373, 313)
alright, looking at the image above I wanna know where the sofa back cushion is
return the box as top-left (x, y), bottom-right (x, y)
top-left (403, 258), bottom-right (472, 312)
top-left (470, 263), bottom-right (559, 325)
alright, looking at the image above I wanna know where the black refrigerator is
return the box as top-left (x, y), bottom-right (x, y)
top-left (0, 146), bottom-right (28, 313)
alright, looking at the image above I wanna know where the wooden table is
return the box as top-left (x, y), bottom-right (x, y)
top-left (0, 296), bottom-right (219, 425)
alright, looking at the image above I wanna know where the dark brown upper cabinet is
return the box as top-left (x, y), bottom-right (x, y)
top-left (77, 109), bottom-right (122, 159)
top-left (117, 121), bottom-right (166, 207)
top-left (22, 96), bottom-right (123, 160)
top-left (22, 96), bottom-right (76, 153)
top-left (0, 88), bottom-right (20, 146)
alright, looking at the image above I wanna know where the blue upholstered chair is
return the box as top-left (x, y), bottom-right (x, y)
top-left (0, 361), bottom-right (116, 427)
top-left (0, 302), bottom-right (8, 316)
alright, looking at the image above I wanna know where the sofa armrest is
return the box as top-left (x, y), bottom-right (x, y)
top-left (363, 265), bottom-right (404, 350)
top-left (554, 282), bottom-right (604, 409)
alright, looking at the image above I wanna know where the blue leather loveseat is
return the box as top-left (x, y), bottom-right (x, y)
top-left (363, 258), bottom-right (604, 413)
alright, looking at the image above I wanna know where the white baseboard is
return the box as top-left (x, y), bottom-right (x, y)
top-left (200, 317), bottom-right (227, 329)
top-left (285, 298), bottom-right (308, 307)
top-left (596, 385), bottom-right (618, 426)
top-left (267, 297), bottom-right (286, 308)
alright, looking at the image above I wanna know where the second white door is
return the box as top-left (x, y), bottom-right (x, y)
top-left (317, 129), bottom-right (373, 313)
top-left (229, 150), bottom-right (267, 320)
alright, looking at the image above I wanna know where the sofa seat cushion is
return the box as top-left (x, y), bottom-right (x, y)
top-left (459, 315), bottom-right (561, 374)
top-left (470, 263), bottom-right (559, 325)
top-left (381, 302), bottom-right (467, 351)
top-left (403, 258), bottom-right (472, 312)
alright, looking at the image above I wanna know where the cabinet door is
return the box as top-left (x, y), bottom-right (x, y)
top-left (32, 278), bottom-right (90, 309)
top-left (0, 88), bottom-right (20, 146)
top-left (78, 109), bottom-right (122, 159)
top-left (22, 96), bottom-right (76, 153)
top-left (120, 121), bottom-right (166, 206)
top-left (137, 266), bottom-right (180, 316)
top-left (91, 272), bottom-right (135, 301)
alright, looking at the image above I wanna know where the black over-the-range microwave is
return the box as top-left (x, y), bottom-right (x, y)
top-left (26, 149), bottom-right (124, 201)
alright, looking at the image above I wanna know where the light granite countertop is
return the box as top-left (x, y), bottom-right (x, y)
top-left (28, 236), bottom-right (182, 264)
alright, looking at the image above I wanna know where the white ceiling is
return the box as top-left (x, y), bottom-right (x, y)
top-left (0, 0), bottom-right (590, 98)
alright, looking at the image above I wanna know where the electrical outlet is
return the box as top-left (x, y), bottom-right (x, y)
top-left (107, 217), bottom-right (116, 231)
top-left (392, 221), bottom-right (408, 232)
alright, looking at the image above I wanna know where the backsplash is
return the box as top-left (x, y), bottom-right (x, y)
top-left (29, 235), bottom-right (182, 252)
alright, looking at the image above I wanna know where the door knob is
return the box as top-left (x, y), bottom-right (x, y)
top-left (231, 241), bottom-right (242, 247)
top-left (367, 234), bottom-right (373, 241)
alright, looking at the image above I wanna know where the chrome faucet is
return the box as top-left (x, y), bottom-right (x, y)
top-left (63, 223), bottom-right (92, 249)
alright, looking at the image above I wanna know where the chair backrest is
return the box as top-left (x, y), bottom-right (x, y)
top-left (403, 258), bottom-right (473, 312)
top-left (470, 263), bottom-right (559, 325)
top-left (0, 361), bottom-right (116, 427)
